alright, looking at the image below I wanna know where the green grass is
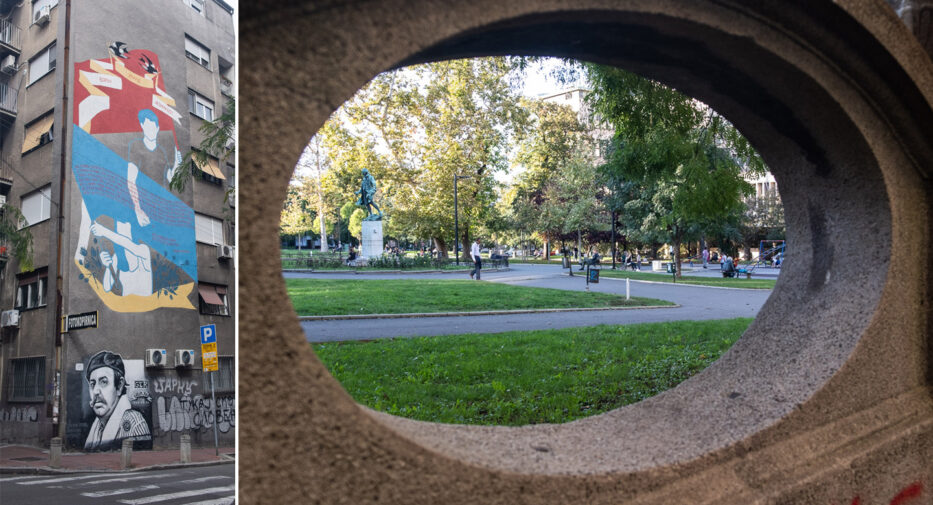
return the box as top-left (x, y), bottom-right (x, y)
top-left (599, 269), bottom-right (777, 289)
top-left (286, 278), bottom-right (673, 316)
top-left (313, 318), bottom-right (751, 425)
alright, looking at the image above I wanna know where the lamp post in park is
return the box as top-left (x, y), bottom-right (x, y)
top-left (453, 174), bottom-right (472, 265)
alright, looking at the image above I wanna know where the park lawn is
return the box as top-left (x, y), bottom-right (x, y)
top-left (286, 278), bottom-right (673, 316)
top-left (599, 269), bottom-right (777, 289)
top-left (313, 318), bottom-right (752, 425)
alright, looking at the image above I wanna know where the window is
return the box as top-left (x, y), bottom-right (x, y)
top-left (184, 36), bottom-right (210, 69)
top-left (16, 268), bottom-right (48, 310)
top-left (213, 356), bottom-right (235, 391)
top-left (185, 0), bottom-right (205, 15)
top-left (195, 213), bottom-right (225, 245)
top-left (198, 283), bottom-right (229, 316)
top-left (21, 112), bottom-right (54, 153)
top-left (193, 151), bottom-right (226, 184)
top-left (188, 89), bottom-right (214, 121)
top-left (20, 185), bottom-right (51, 226)
top-left (28, 42), bottom-right (55, 85)
top-left (9, 357), bottom-right (45, 401)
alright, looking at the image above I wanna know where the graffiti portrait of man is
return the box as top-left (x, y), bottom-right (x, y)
top-left (83, 351), bottom-right (151, 451)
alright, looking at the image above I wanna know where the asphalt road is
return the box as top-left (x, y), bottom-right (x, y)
top-left (286, 263), bottom-right (775, 342)
top-left (0, 465), bottom-right (234, 505)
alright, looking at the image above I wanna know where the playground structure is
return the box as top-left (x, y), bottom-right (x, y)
top-left (757, 240), bottom-right (785, 267)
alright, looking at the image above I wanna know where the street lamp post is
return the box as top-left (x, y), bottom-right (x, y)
top-left (454, 174), bottom-right (472, 265)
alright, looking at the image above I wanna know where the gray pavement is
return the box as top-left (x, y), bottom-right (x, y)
top-left (286, 263), bottom-right (775, 342)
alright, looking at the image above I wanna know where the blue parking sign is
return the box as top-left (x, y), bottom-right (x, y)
top-left (200, 324), bottom-right (217, 345)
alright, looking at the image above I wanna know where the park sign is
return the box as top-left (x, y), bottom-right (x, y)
top-left (61, 311), bottom-right (98, 332)
top-left (200, 324), bottom-right (218, 372)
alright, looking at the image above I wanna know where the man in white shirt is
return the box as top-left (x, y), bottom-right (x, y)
top-left (469, 238), bottom-right (482, 280)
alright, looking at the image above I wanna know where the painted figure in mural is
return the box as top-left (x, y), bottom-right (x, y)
top-left (126, 108), bottom-right (183, 226)
top-left (84, 351), bottom-right (151, 451)
top-left (355, 168), bottom-right (383, 221)
top-left (91, 221), bottom-right (153, 296)
top-left (71, 43), bottom-right (198, 312)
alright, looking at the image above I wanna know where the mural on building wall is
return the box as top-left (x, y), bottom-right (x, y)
top-left (72, 42), bottom-right (196, 312)
top-left (151, 376), bottom-right (235, 434)
top-left (65, 351), bottom-right (153, 452)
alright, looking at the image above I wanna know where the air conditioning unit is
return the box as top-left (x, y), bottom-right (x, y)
top-left (1, 55), bottom-right (16, 75)
top-left (216, 244), bottom-right (233, 260)
top-left (1, 309), bottom-right (19, 328)
top-left (144, 348), bottom-right (167, 367)
top-left (175, 349), bottom-right (195, 367)
top-left (34, 5), bottom-right (50, 26)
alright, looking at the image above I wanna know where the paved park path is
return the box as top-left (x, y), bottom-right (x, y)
top-left (284, 263), bottom-right (776, 343)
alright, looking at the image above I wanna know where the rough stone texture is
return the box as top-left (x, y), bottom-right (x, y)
top-left (239, 1), bottom-right (933, 503)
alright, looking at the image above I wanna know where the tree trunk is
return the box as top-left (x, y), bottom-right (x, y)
top-left (673, 233), bottom-right (683, 279)
top-left (319, 207), bottom-right (328, 252)
top-left (434, 237), bottom-right (449, 259)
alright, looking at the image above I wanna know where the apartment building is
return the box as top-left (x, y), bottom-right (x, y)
top-left (0, 0), bottom-right (235, 452)
top-left (539, 88), bottom-right (614, 162)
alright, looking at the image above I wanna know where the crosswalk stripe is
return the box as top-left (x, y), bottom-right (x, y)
top-left (177, 475), bottom-right (230, 484)
top-left (118, 485), bottom-right (235, 504)
top-left (179, 498), bottom-right (235, 505)
top-left (81, 484), bottom-right (159, 497)
top-left (55, 473), bottom-right (176, 488)
top-left (17, 474), bottom-right (124, 485)
top-left (0, 476), bottom-right (40, 483)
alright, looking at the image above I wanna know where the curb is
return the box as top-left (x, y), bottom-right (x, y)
top-left (570, 272), bottom-right (775, 290)
top-left (283, 268), bottom-right (510, 275)
top-left (298, 304), bottom-right (680, 321)
top-left (0, 455), bottom-right (235, 475)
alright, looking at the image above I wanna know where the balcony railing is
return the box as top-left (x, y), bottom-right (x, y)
top-left (0, 81), bottom-right (16, 116)
top-left (0, 18), bottom-right (21, 53)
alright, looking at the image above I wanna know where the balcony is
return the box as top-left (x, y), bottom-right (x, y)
top-left (220, 77), bottom-right (234, 97)
top-left (0, 18), bottom-right (21, 57)
top-left (0, 81), bottom-right (16, 121)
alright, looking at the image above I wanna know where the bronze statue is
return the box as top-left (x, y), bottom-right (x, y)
top-left (355, 168), bottom-right (383, 221)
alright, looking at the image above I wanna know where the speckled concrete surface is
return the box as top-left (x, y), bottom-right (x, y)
top-left (238, 1), bottom-right (933, 503)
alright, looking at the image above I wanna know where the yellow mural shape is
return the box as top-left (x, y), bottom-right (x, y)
top-left (76, 260), bottom-right (196, 312)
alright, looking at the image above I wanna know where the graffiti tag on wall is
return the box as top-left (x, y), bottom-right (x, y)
top-left (72, 43), bottom-right (196, 313)
top-left (156, 394), bottom-right (235, 434)
top-left (0, 406), bottom-right (39, 422)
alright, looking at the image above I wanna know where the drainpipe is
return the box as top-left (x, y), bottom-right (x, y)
top-left (52, 0), bottom-right (72, 439)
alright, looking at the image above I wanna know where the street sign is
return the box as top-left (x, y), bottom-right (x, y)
top-left (60, 311), bottom-right (99, 332)
top-left (200, 324), bottom-right (218, 372)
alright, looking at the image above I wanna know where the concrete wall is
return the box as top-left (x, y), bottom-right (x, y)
top-left (239, 1), bottom-right (932, 503)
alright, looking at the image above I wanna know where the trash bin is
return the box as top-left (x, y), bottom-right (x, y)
top-left (562, 256), bottom-right (570, 269)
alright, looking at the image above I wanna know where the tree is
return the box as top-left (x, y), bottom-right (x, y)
top-left (0, 205), bottom-right (33, 272)
top-left (170, 96), bottom-right (236, 204)
top-left (317, 57), bottom-right (529, 257)
top-left (280, 177), bottom-right (315, 249)
top-left (586, 64), bottom-right (765, 276)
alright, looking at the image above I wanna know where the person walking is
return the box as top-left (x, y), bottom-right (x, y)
top-left (702, 247), bottom-right (709, 269)
top-left (469, 237), bottom-right (482, 280)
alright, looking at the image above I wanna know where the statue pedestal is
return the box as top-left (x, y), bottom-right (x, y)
top-left (361, 221), bottom-right (383, 259)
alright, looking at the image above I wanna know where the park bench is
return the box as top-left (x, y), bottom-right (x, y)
top-left (489, 255), bottom-right (509, 269)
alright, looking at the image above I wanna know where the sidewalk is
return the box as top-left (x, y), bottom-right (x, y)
top-left (0, 444), bottom-right (234, 474)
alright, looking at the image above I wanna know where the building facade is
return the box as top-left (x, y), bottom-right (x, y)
top-left (0, 0), bottom-right (235, 452)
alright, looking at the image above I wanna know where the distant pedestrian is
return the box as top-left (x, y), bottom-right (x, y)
top-left (702, 247), bottom-right (709, 269)
top-left (469, 237), bottom-right (482, 280)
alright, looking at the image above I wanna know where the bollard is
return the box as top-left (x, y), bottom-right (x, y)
top-left (180, 434), bottom-right (191, 464)
top-left (121, 438), bottom-right (133, 469)
top-left (626, 278), bottom-right (630, 300)
top-left (49, 437), bottom-right (62, 468)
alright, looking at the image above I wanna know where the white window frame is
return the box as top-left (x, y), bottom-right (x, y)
top-left (184, 36), bottom-right (211, 69)
top-left (195, 213), bottom-right (225, 245)
top-left (21, 185), bottom-right (51, 227)
top-left (28, 42), bottom-right (56, 85)
top-left (16, 269), bottom-right (47, 311)
top-left (188, 89), bottom-right (214, 121)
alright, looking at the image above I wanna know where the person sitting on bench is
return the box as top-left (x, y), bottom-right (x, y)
top-left (721, 255), bottom-right (736, 278)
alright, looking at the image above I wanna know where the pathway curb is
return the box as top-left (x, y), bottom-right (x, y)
top-left (570, 272), bottom-right (776, 291)
top-left (283, 268), bottom-right (510, 275)
top-left (298, 304), bottom-right (680, 321)
top-left (0, 456), bottom-right (235, 475)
